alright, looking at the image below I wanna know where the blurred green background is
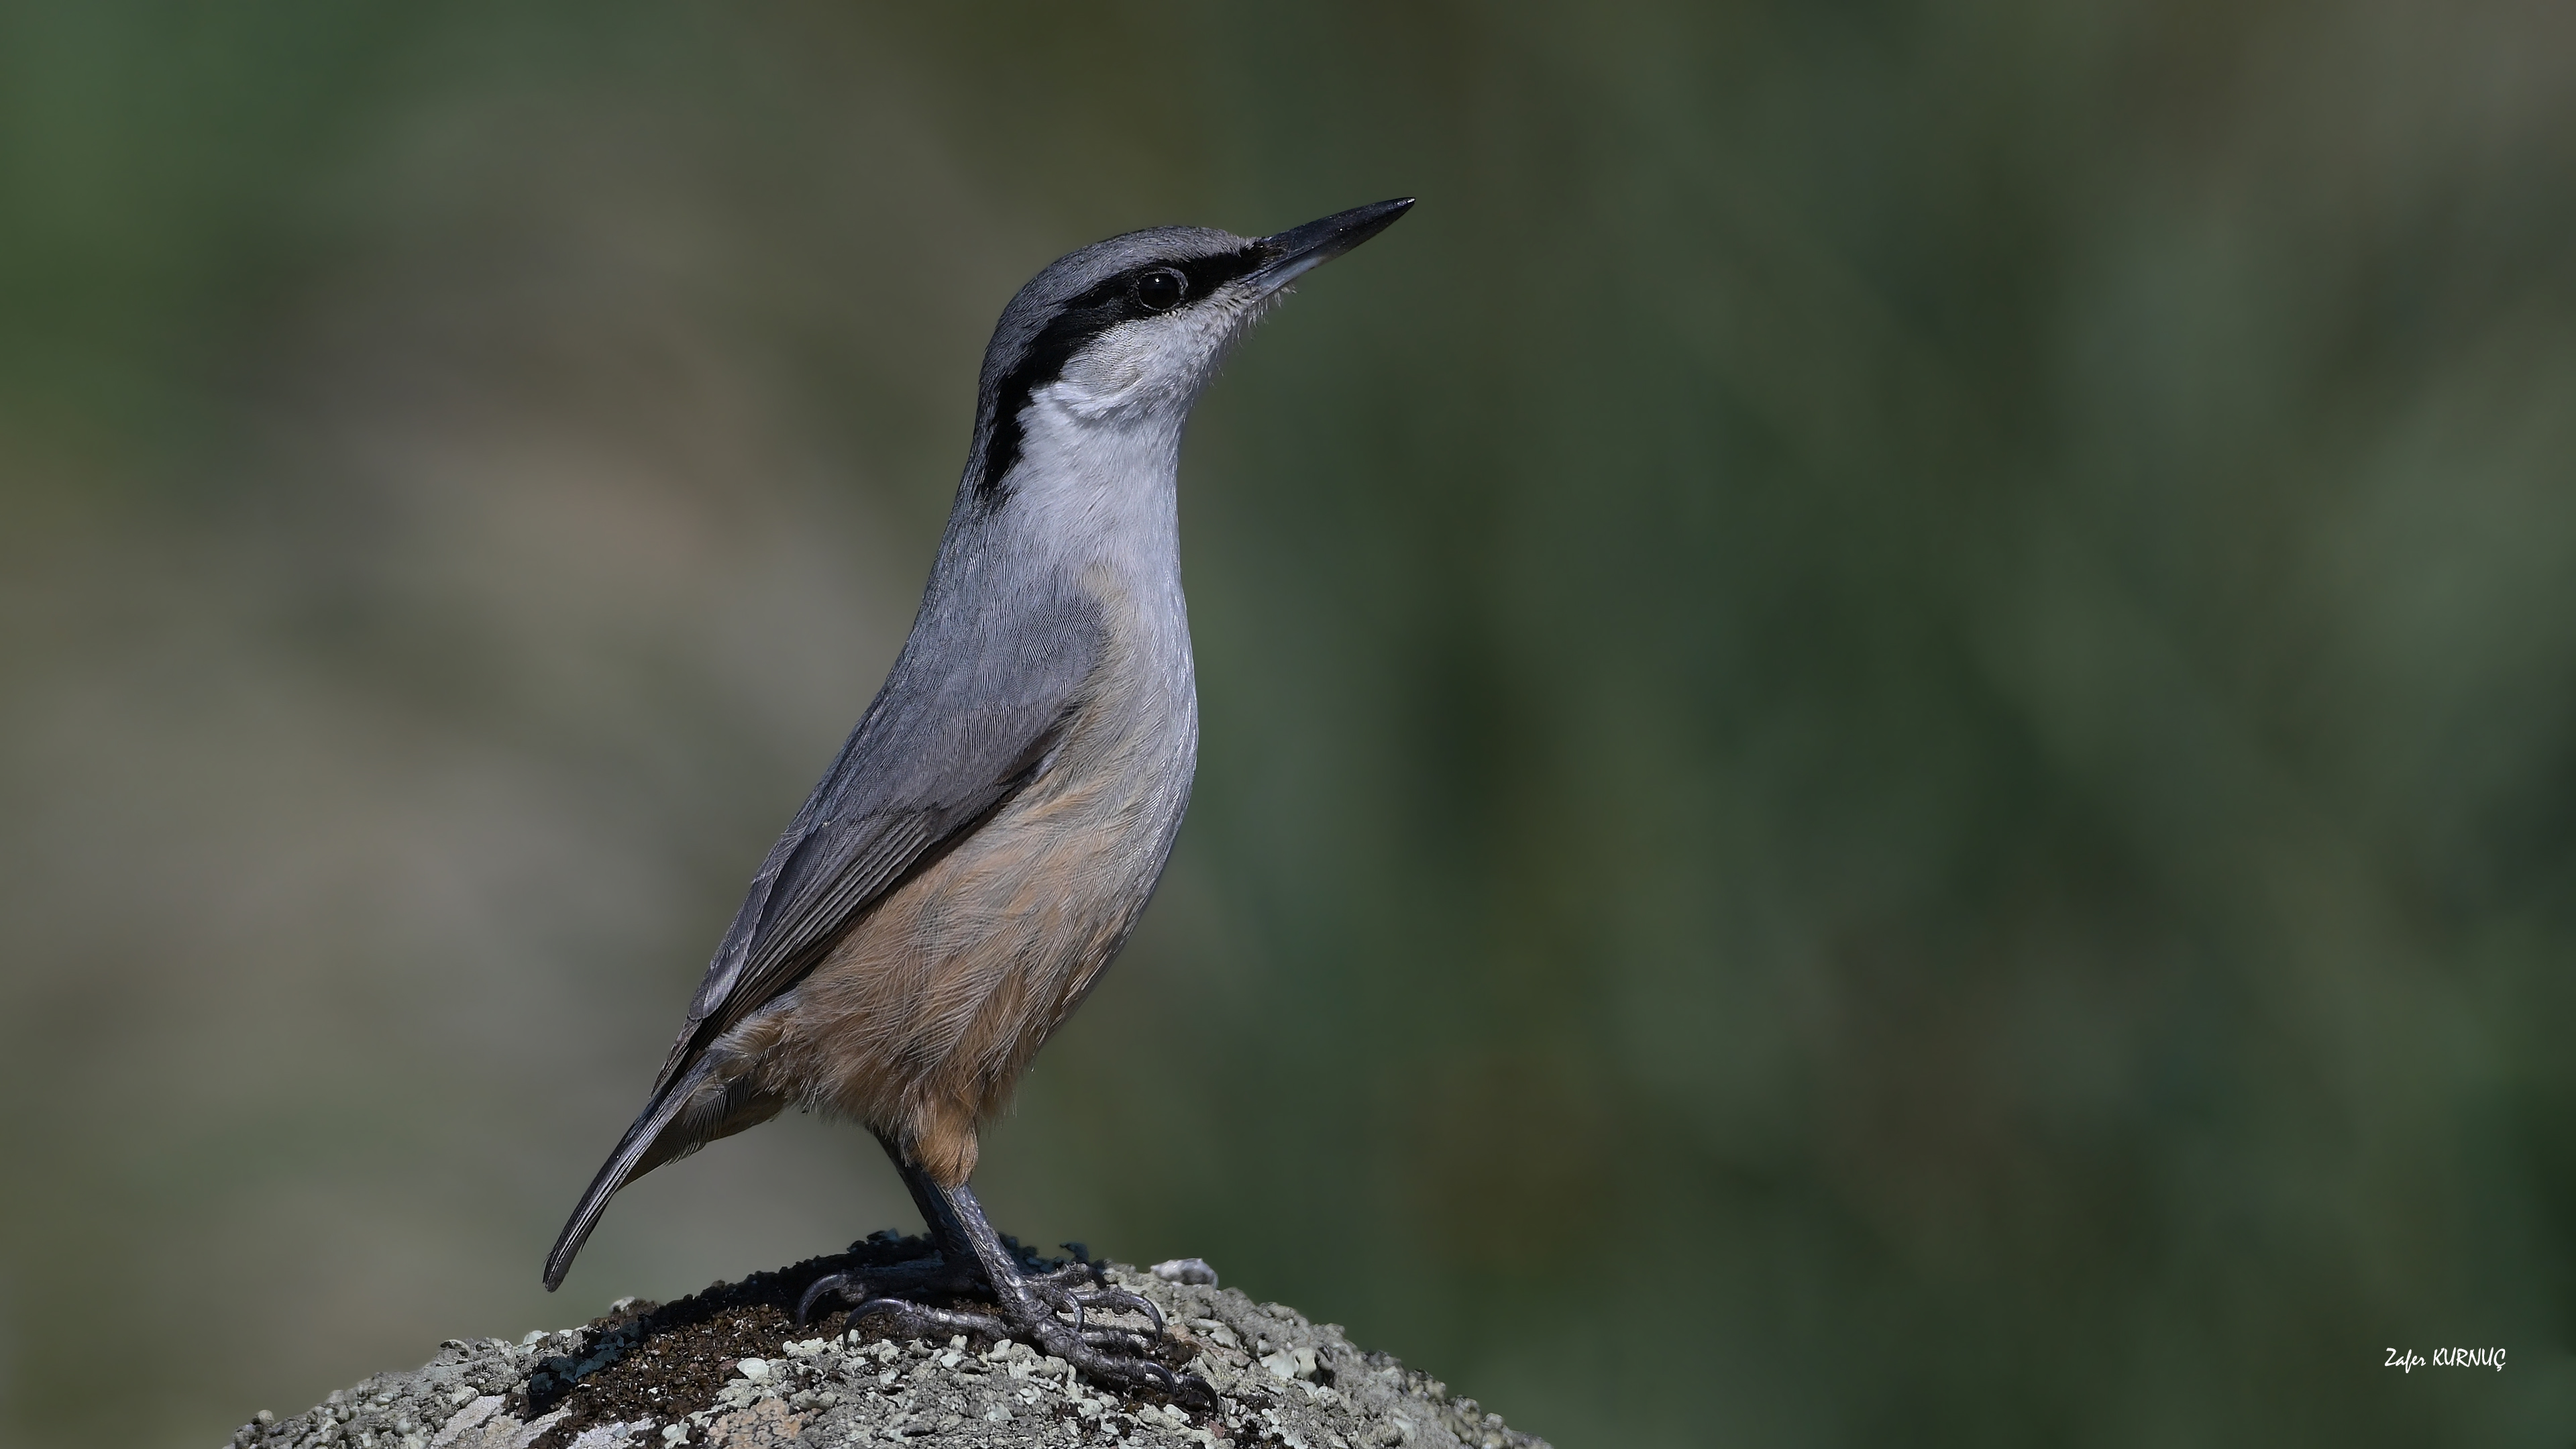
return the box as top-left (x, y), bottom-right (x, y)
top-left (4, 1), bottom-right (2574, 1444)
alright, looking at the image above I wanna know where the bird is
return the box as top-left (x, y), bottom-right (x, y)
top-left (541, 197), bottom-right (1413, 1395)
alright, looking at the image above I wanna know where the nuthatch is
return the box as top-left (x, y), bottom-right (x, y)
top-left (543, 199), bottom-right (1413, 1395)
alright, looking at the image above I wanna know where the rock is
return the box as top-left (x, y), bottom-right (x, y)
top-left (224, 1238), bottom-right (1548, 1449)
top-left (1150, 1258), bottom-right (1220, 1287)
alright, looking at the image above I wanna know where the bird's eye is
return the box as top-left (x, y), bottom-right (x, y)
top-left (1135, 268), bottom-right (1187, 312)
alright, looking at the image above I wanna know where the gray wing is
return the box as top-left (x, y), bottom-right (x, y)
top-left (650, 591), bottom-right (1103, 1095)
top-left (543, 564), bottom-right (1102, 1291)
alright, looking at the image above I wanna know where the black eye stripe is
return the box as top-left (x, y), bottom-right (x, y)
top-left (1059, 250), bottom-right (1267, 313)
top-left (1173, 245), bottom-right (1271, 299)
top-left (970, 241), bottom-right (1278, 504)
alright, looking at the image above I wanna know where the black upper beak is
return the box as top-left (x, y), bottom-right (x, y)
top-left (1247, 197), bottom-right (1415, 294)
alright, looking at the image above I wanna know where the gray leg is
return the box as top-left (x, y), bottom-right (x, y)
top-left (794, 1152), bottom-right (1205, 1403)
top-left (880, 1130), bottom-right (970, 1257)
top-left (795, 1133), bottom-right (981, 1322)
top-left (888, 1179), bottom-right (1201, 1401)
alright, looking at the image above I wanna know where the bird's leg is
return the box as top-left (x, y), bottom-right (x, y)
top-left (797, 1153), bottom-right (1205, 1402)
top-left (889, 1135), bottom-right (976, 1267)
top-left (797, 1134), bottom-right (987, 1322)
top-left (795, 1136), bottom-right (1104, 1324)
top-left (918, 1179), bottom-right (1205, 1400)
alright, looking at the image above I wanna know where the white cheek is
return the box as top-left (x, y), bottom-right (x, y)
top-left (1054, 304), bottom-right (1252, 417)
top-left (1058, 341), bottom-right (1148, 402)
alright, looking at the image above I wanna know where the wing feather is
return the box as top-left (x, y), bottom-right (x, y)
top-left (545, 574), bottom-right (1102, 1291)
top-left (649, 588), bottom-right (1100, 1094)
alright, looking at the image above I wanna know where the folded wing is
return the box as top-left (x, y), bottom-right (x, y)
top-left (543, 588), bottom-right (1102, 1288)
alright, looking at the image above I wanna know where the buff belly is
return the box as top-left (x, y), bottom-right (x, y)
top-left (678, 698), bottom-right (1190, 1187)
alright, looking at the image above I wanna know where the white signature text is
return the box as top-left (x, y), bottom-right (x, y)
top-left (2384, 1346), bottom-right (2505, 1373)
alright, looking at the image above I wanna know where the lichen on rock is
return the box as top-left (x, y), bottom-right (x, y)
top-left (224, 1240), bottom-right (1548, 1449)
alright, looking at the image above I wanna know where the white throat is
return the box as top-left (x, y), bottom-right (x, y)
top-left (1004, 381), bottom-right (1187, 599)
top-left (983, 293), bottom-right (1270, 616)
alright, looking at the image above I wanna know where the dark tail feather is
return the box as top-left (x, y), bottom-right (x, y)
top-left (543, 1083), bottom-right (695, 1291)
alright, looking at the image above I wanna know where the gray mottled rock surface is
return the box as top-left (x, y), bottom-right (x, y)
top-left (223, 1252), bottom-right (1549, 1449)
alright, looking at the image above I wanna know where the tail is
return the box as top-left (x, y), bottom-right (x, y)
top-left (542, 1063), bottom-right (784, 1290)
top-left (543, 1086), bottom-right (692, 1291)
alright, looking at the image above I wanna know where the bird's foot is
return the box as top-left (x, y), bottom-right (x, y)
top-left (794, 1253), bottom-right (984, 1325)
top-left (793, 1243), bottom-right (1096, 1326)
top-left (798, 1247), bottom-right (1207, 1404)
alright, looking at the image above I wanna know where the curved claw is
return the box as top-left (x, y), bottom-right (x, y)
top-left (1120, 1358), bottom-right (1216, 1407)
top-left (1073, 1287), bottom-right (1166, 1336)
top-left (1030, 1281), bottom-right (1167, 1344)
top-left (1079, 1350), bottom-right (1171, 1392)
top-left (1134, 1360), bottom-right (1179, 1394)
top-left (795, 1272), bottom-right (861, 1326)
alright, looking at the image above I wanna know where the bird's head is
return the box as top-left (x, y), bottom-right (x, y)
top-left (963, 198), bottom-right (1413, 506)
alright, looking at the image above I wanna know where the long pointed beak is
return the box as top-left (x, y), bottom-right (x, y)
top-left (1246, 197), bottom-right (1415, 294)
